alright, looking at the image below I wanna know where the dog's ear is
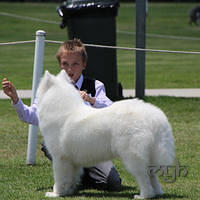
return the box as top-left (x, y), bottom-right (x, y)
top-left (43, 70), bottom-right (56, 88)
top-left (57, 69), bottom-right (72, 84)
top-left (36, 70), bottom-right (56, 99)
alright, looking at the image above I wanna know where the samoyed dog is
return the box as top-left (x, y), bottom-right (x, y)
top-left (37, 70), bottom-right (174, 199)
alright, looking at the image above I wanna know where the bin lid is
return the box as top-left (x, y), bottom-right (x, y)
top-left (57, 0), bottom-right (119, 28)
top-left (62, 0), bottom-right (119, 10)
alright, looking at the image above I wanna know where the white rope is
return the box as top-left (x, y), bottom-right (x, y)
top-left (45, 40), bottom-right (200, 55)
top-left (83, 43), bottom-right (200, 55)
top-left (0, 40), bottom-right (35, 46)
top-left (45, 40), bottom-right (62, 44)
top-left (1, 39), bottom-right (200, 55)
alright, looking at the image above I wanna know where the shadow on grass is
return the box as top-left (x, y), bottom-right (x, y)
top-left (76, 185), bottom-right (137, 199)
top-left (37, 185), bottom-right (136, 198)
top-left (156, 193), bottom-right (187, 199)
top-left (77, 192), bottom-right (134, 199)
top-left (76, 192), bottom-right (186, 199)
top-left (37, 185), bottom-right (187, 199)
top-left (36, 186), bottom-right (53, 191)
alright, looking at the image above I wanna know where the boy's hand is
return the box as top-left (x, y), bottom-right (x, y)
top-left (2, 78), bottom-right (19, 104)
top-left (80, 90), bottom-right (96, 105)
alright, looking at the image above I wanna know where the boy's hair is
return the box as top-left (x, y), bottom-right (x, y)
top-left (56, 38), bottom-right (88, 64)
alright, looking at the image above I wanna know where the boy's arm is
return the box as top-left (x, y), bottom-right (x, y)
top-left (93, 80), bottom-right (113, 108)
top-left (80, 90), bottom-right (96, 106)
top-left (2, 78), bottom-right (19, 104)
top-left (13, 98), bottom-right (39, 126)
top-left (2, 78), bottom-right (39, 126)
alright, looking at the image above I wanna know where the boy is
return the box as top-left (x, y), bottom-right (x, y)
top-left (2, 39), bottom-right (121, 191)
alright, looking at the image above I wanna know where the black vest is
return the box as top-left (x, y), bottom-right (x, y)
top-left (80, 77), bottom-right (96, 97)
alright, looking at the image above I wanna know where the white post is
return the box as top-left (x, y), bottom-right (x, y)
top-left (26, 30), bottom-right (46, 165)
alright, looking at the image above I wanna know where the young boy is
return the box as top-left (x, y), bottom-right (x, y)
top-left (2, 39), bottom-right (121, 191)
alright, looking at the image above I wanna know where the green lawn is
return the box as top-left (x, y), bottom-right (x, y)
top-left (0, 2), bottom-right (200, 200)
top-left (0, 97), bottom-right (200, 199)
top-left (0, 2), bottom-right (200, 89)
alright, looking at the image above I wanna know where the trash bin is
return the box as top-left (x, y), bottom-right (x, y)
top-left (57, 0), bottom-right (121, 101)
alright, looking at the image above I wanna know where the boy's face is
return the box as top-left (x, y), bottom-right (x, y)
top-left (59, 53), bottom-right (86, 83)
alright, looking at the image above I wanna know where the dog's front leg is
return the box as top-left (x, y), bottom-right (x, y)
top-left (45, 157), bottom-right (79, 197)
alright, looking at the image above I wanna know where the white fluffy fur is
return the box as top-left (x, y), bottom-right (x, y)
top-left (37, 70), bottom-right (175, 199)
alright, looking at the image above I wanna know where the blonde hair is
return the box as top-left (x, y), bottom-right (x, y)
top-left (56, 39), bottom-right (88, 64)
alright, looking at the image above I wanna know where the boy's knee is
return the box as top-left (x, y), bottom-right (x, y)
top-left (107, 167), bottom-right (122, 191)
top-left (107, 178), bottom-right (121, 191)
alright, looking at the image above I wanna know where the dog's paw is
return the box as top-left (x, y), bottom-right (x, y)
top-left (155, 191), bottom-right (163, 196)
top-left (45, 192), bottom-right (60, 198)
top-left (134, 195), bottom-right (144, 199)
top-left (134, 194), bottom-right (155, 199)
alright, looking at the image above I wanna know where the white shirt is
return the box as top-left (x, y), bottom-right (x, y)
top-left (13, 74), bottom-right (113, 126)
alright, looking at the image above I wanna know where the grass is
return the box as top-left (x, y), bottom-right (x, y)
top-left (117, 3), bottom-right (200, 89)
top-left (0, 2), bottom-right (200, 200)
top-left (0, 97), bottom-right (200, 199)
top-left (0, 2), bottom-right (200, 89)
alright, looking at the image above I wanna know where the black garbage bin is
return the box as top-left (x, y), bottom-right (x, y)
top-left (57, 0), bottom-right (121, 101)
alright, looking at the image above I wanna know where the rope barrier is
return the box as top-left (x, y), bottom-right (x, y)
top-left (83, 43), bottom-right (200, 55)
top-left (45, 40), bottom-right (200, 55)
top-left (1, 39), bottom-right (200, 55)
top-left (0, 40), bottom-right (35, 46)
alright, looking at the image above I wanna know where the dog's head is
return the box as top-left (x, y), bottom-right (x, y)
top-left (57, 69), bottom-right (73, 84)
top-left (36, 70), bottom-right (55, 103)
top-left (36, 70), bottom-right (84, 110)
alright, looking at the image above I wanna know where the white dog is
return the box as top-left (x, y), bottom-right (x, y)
top-left (37, 70), bottom-right (175, 199)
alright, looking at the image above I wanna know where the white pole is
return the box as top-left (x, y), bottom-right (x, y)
top-left (26, 30), bottom-right (46, 165)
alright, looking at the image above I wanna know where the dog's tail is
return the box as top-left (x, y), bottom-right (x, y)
top-left (151, 119), bottom-right (175, 166)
